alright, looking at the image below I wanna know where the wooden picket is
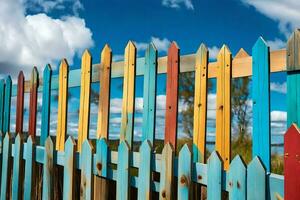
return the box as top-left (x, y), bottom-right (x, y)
top-left (1, 30), bottom-right (300, 199)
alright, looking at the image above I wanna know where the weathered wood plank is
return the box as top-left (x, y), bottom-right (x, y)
top-left (12, 134), bottom-right (24, 200)
top-left (97, 44), bottom-right (112, 139)
top-left (207, 151), bottom-right (222, 200)
top-left (23, 136), bottom-right (35, 200)
top-left (0, 133), bottom-right (12, 200)
top-left (116, 141), bottom-right (130, 200)
top-left (3, 76), bottom-right (11, 134)
top-left (80, 140), bottom-right (94, 199)
top-left (159, 143), bottom-right (174, 200)
top-left (42, 137), bottom-right (54, 200)
top-left (63, 136), bottom-right (76, 200)
top-left (178, 144), bottom-right (192, 200)
top-left (228, 155), bottom-right (247, 200)
top-left (193, 43), bottom-right (208, 163)
top-left (252, 37), bottom-right (271, 172)
top-left (40, 65), bottom-right (52, 146)
top-left (287, 29), bottom-right (300, 71)
top-left (0, 80), bottom-right (4, 133)
top-left (138, 140), bottom-right (152, 200)
top-left (142, 43), bottom-right (157, 144)
top-left (284, 124), bottom-right (300, 199)
top-left (215, 45), bottom-right (232, 170)
top-left (28, 67), bottom-right (39, 138)
top-left (78, 50), bottom-right (92, 152)
top-left (120, 41), bottom-right (136, 148)
top-left (16, 72), bottom-right (25, 133)
top-left (56, 59), bottom-right (69, 151)
top-left (164, 42), bottom-right (179, 149)
top-left (247, 156), bottom-right (266, 200)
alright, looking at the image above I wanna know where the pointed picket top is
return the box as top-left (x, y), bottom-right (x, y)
top-left (196, 43), bottom-right (208, 55)
top-left (101, 44), bottom-right (112, 68)
top-left (18, 71), bottom-right (24, 81)
top-left (15, 133), bottom-right (21, 143)
top-left (31, 67), bottom-right (39, 84)
top-left (285, 122), bottom-right (300, 138)
top-left (43, 64), bottom-right (51, 77)
top-left (45, 136), bottom-right (54, 149)
top-left (27, 135), bottom-right (34, 145)
top-left (248, 156), bottom-right (265, 172)
top-left (287, 29), bottom-right (300, 70)
top-left (253, 37), bottom-right (268, 52)
top-left (65, 135), bottom-right (76, 147)
top-left (169, 41), bottom-right (179, 52)
top-left (217, 44), bottom-right (231, 59)
top-left (125, 40), bottom-right (136, 54)
top-left (234, 48), bottom-right (249, 58)
top-left (140, 139), bottom-right (152, 152)
top-left (162, 142), bottom-right (175, 154)
top-left (230, 155), bottom-right (246, 168)
top-left (208, 151), bottom-right (222, 164)
top-left (82, 139), bottom-right (94, 152)
top-left (148, 42), bottom-right (157, 52)
top-left (102, 44), bottom-right (112, 59)
top-left (118, 140), bottom-right (130, 152)
top-left (179, 144), bottom-right (191, 156)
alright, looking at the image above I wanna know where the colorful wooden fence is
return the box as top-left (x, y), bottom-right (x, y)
top-left (1, 30), bottom-right (300, 199)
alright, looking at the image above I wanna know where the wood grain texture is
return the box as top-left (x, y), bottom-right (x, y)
top-left (12, 134), bottom-right (24, 200)
top-left (78, 50), bottom-right (92, 152)
top-left (56, 59), bottom-right (69, 151)
top-left (207, 151), bottom-right (222, 200)
top-left (215, 45), bottom-right (232, 170)
top-left (142, 43), bottom-right (157, 144)
top-left (120, 41), bottom-right (136, 148)
top-left (116, 141), bottom-right (130, 200)
top-left (247, 157), bottom-right (266, 200)
top-left (287, 29), bottom-right (300, 71)
top-left (3, 76), bottom-right (11, 134)
top-left (193, 43), bottom-right (208, 163)
top-left (0, 133), bottom-right (11, 200)
top-left (63, 136), bottom-right (76, 200)
top-left (159, 143), bottom-right (174, 200)
top-left (23, 136), bottom-right (35, 200)
top-left (164, 42), bottom-right (179, 149)
top-left (228, 155), bottom-right (246, 200)
top-left (97, 44), bottom-right (112, 139)
top-left (80, 140), bottom-right (94, 199)
top-left (40, 65), bottom-right (52, 146)
top-left (284, 124), bottom-right (300, 199)
top-left (42, 137), bottom-right (54, 200)
top-left (177, 144), bottom-right (192, 200)
top-left (138, 140), bottom-right (152, 200)
top-left (28, 67), bottom-right (39, 138)
top-left (16, 72), bottom-right (25, 134)
top-left (0, 80), bottom-right (5, 133)
top-left (252, 37), bottom-right (271, 172)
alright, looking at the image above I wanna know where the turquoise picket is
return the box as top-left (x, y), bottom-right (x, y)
top-left (42, 137), bottom-right (54, 200)
top-left (252, 37), bottom-right (271, 172)
top-left (228, 155), bottom-right (247, 200)
top-left (0, 80), bottom-right (5, 132)
top-left (94, 137), bottom-right (108, 178)
top-left (80, 140), bottom-right (94, 199)
top-left (24, 136), bottom-right (35, 200)
top-left (159, 143), bottom-right (174, 200)
top-left (207, 151), bottom-right (222, 200)
top-left (63, 136), bottom-right (76, 200)
top-left (142, 43), bottom-right (157, 144)
top-left (177, 144), bottom-right (192, 200)
top-left (40, 65), bottom-right (52, 146)
top-left (287, 73), bottom-right (300, 127)
top-left (0, 133), bottom-right (11, 200)
top-left (117, 141), bottom-right (130, 200)
top-left (247, 157), bottom-right (266, 200)
top-left (12, 134), bottom-right (23, 200)
top-left (3, 76), bottom-right (11, 133)
top-left (138, 140), bottom-right (152, 200)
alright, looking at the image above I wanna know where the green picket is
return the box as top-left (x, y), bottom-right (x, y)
top-left (207, 151), bottom-right (222, 200)
top-left (117, 141), bottom-right (130, 200)
top-left (0, 133), bottom-right (12, 200)
top-left (12, 134), bottom-right (23, 200)
top-left (42, 137), bottom-right (54, 200)
top-left (23, 136), bottom-right (35, 200)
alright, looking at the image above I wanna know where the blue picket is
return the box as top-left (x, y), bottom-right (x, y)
top-left (159, 143), bottom-right (174, 200)
top-left (207, 151), bottom-right (222, 200)
top-left (142, 43), bottom-right (157, 144)
top-left (252, 37), bottom-right (271, 172)
top-left (177, 144), bottom-right (192, 200)
top-left (12, 134), bottom-right (23, 200)
top-left (117, 141), bottom-right (130, 200)
top-left (23, 136), bottom-right (35, 200)
top-left (0, 80), bottom-right (5, 132)
top-left (42, 137), bottom-right (54, 200)
top-left (138, 140), bottom-right (152, 200)
top-left (228, 155), bottom-right (247, 200)
top-left (0, 133), bottom-right (11, 200)
top-left (40, 65), bottom-right (52, 146)
top-left (247, 156), bottom-right (266, 200)
top-left (94, 137), bottom-right (108, 178)
top-left (80, 139), bottom-right (94, 199)
top-left (3, 76), bottom-right (11, 133)
top-left (63, 136), bottom-right (76, 200)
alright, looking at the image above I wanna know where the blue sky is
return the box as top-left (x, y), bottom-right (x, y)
top-left (1, 0), bottom-right (297, 152)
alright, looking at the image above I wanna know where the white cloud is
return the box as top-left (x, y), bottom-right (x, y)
top-left (208, 46), bottom-right (219, 60)
top-left (0, 0), bottom-right (93, 79)
top-left (112, 55), bottom-right (124, 62)
top-left (267, 38), bottom-right (286, 50)
top-left (162, 0), bottom-right (194, 10)
top-left (135, 37), bottom-right (171, 53)
top-left (270, 82), bottom-right (287, 94)
top-left (271, 110), bottom-right (287, 122)
top-left (241, 0), bottom-right (300, 37)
